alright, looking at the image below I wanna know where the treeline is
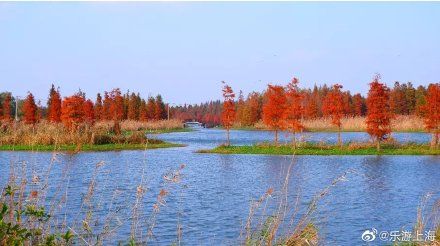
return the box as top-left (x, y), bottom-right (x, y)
top-left (219, 76), bottom-right (440, 149)
top-left (171, 81), bottom-right (428, 128)
top-left (0, 80), bottom-right (432, 130)
top-left (171, 101), bottom-right (222, 127)
top-left (0, 85), bottom-right (169, 130)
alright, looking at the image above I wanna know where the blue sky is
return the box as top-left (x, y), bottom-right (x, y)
top-left (0, 2), bottom-right (439, 104)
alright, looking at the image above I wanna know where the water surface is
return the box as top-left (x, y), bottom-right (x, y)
top-left (0, 129), bottom-right (438, 245)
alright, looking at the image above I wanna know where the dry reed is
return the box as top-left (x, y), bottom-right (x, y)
top-left (251, 115), bottom-right (424, 132)
top-left (0, 119), bottom-right (182, 147)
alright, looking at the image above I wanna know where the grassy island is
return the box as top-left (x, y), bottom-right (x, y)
top-left (0, 120), bottom-right (186, 152)
top-left (198, 143), bottom-right (440, 155)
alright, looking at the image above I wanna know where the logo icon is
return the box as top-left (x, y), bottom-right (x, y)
top-left (362, 228), bottom-right (377, 242)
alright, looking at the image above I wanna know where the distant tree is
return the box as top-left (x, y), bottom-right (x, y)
top-left (422, 83), bottom-right (440, 148)
top-left (262, 84), bottom-right (286, 145)
top-left (83, 99), bottom-right (95, 125)
top-left (342, 91), bottom-right (353, 116)
top-left (94, 93), bottom-right (103, 121)
top-left (139, 99), bottom-right (148, 121)
top-left (0, 97), bottom-right (2, 120)
top-left (127, 92), bottom-right (138, 120)
top-left (390, 81), bottom-right (407, 115)
top-left (2, 93), bottom-right (12, 121)
top-left (107, 89), bottom-right (124, 134)
top-left (352, 93), bottom-right (365, 116)
top-left (282, 78), bottom-right (304, 148)
top-left (47, 84), bottom-right (62, 123)
top-left (221, 81), bottom-right (236, 146)
top-left (36, 100), bottom-right (43, 123)
top-left (61, 94), bottom-right (86, 130)
top-left (22, 92), bottom-right (38, 125)
top-left (304, 91), bottom-right (319, 119)
top-left (109, 89), bottom-right (124, 121)
top-left (146, 97), bottom-right (156, 120)
top-left (241, 92), bottom-right (261, 126)
top-left (322, 84), bottom-right (344, 146)
top-left (405, 82), bottom-right (417, 114)
top-left (102, 92), bottom-right (112, 120)
top-left (235, 90), bottom-right (246, 126)
top-left (366, 75), bottom-right (392, 151)
top-left (415, 85), bottom-right (427, 117)
top-left (154, 95), bottom-right (166, 120)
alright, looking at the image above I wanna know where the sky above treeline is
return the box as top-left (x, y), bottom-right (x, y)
top-left (0, 2), bottom-right (439, 105)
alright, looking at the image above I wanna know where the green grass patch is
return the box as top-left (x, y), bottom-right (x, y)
top-left (198, 143), bottom-right (440, 155)
top-left (0, 142), bottom-right (185, 152)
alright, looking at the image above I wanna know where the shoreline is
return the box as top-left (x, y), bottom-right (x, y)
top-left (229, 127), bottom-right (427, 133)
top-left (145, 128), bottom-right (193, 134)
top-left (0, 142), bottom-right (185, 152)
top-left (198, 144), bottom-right (440, 156)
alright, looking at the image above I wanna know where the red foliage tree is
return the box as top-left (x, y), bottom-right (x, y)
top-left (22, 92), bottom-right (38, 125)
top-left (241, 92), bottom-right (261, 126)
top-left (102, 92), bottom-right (112, 120)
top-left (36, 100), bottom-right (43, 123)
top-left (108, 89), bottom-right (124, 121)
top-left (366, 75), bottom-right (392, 151)
top-left (304, 92), bottom-right (319, 119)
top-left (422, 83), bottom-right (440, 148)
top-left (47, 84), bottom-right (62, 123)
top-left (94, 93), bottom-right (103, 121)
top-left (282, 78), bottom-right (304, 147)
top-left (221, 81), bottom-right (236, 146)
top-left (322, 84), bottom-right (344, 146)
top-left (127, 93), bottom-right (139, 120)
top-left (139, 99), bottom-right (148, 121)
top-left (146, 97), bottom-right (156, 121)
top-left (352, 93), bottom-right (364, 116)
top-left (61, 94), bottom-right (86, 130)
top-left (154, 95), bottom-right (166, 120)
top-left (235, 90), bottom-right (246, 125)
top-left (342, 91), bottom-right (352, 116)
top-left (2, 93), bottom-right (12, 122)
top-left (83, 99), bottom-right (95, 125)
top-left (262, 84), bottom-right (286, 145)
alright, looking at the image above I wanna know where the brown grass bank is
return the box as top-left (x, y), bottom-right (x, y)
top-left (0, 120), bottom-right (185, 151)
top-left (247, 115), bottom-right (425, 132)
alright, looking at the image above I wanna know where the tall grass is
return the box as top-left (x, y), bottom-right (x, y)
top-left (241, 160), bottom-right (357, 245)
top-left (408, 194), bottom-right (440, 245)
top-left (0, 120), bottom-right (183, 147)
top-left (96, 119), bottom-right (183, 132)
top-left (0, 152), bottom-right (186, 245)
top-left (251, 115), bottom-right (424, 132)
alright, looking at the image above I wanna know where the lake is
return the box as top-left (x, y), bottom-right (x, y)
top-left (1, 129), bottom-right (439, 245)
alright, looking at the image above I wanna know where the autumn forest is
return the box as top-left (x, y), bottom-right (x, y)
top-left (1, 74), bottom-right (438, 149)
